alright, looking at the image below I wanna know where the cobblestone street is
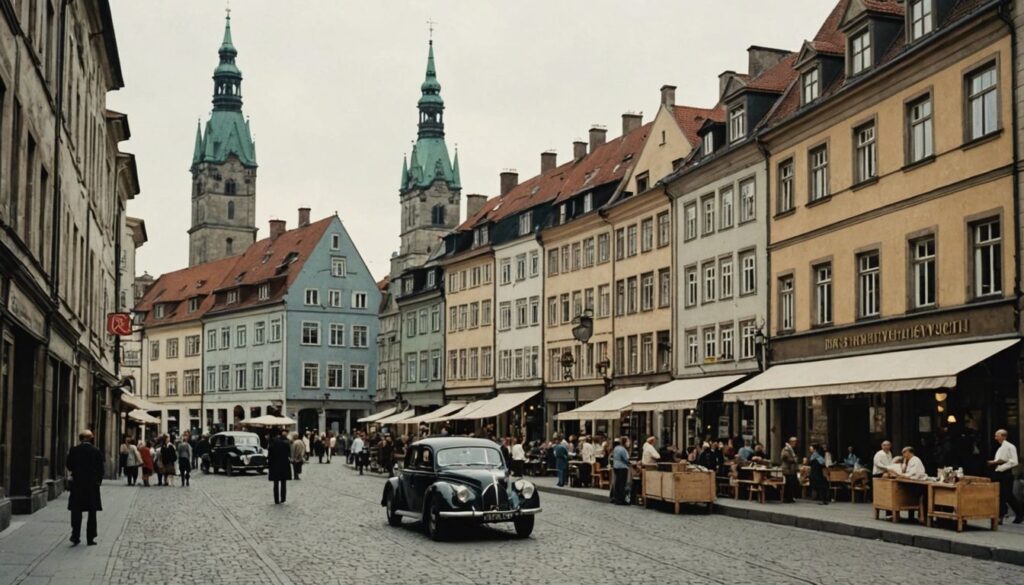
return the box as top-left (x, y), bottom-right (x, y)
top-left (3, 462), bottom-right (1024, 585)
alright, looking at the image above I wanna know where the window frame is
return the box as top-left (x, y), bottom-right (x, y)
top-left (905, 90), bottom-right (934, 166)
top-left (963, 58), bottom-right (1000, 143)
top-left (808, 143), bottom-right (830, 203)
top-left (856, 250), bottom-right (881, 320)
top-left (777, 158), bottom-right (794, 215)
top-left (909, 234), bottom-right (937, 310)
top-left (848, 27), bottom-right (872, 76)
top-left (853, 119), bottom-right (877, 185)
top-left (813, 262), bottom-right (833, 326)
top-left (801, 67), bottom-right (820, 105)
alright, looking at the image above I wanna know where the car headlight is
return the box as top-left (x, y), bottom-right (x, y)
top-left (454, 484), bottom-right (471, 504)
top-left (514, 480), bottom-right (535, 499)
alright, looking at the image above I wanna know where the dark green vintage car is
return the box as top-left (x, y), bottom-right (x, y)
top-left (381, 437), bottom-right (541, 540)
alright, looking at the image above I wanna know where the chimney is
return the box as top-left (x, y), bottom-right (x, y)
top-left (747, 46), bottom-right (789, 79)
top-left (589, 126), bottom-right (607, 153)
top-left (269, 219), bottom-right (286, 239)
top-left (573, 140), bottom-right (587, 161)
top-left (465, 194), bottom-right (487, 219)
top-left (718, 70), bottom-right (738, 99)
top-left (500, 170), bottom-right (519, 196)
top-left (541, 151), bottom-right (557, 173)
top-left (298, 207), bottom-right (310, 227)
top-left (622, 113), bottom-right (642, 135)
top-left (660, 85), bottom-right (676, 108)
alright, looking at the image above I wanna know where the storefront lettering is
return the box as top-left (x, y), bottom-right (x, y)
top-left (823, 318), bottom-right (970, 351)
top-left (7, 283), bottom-right (46, 338)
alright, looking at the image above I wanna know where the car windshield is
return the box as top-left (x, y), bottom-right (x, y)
top-left (435, 446), bottom-right (505, 469)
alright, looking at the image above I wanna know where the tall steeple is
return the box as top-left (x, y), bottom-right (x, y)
top-left (402, 40), bottom-right (458, 194)
top-left (417, 40), bottom-right (444, 139)
top-left (212, 12), bottom-right (243, 111)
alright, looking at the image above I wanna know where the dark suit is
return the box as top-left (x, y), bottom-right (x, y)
top-left (66, 441), bottom-right (104, 543)
top-left (267, 436), bottom-right (292, 504)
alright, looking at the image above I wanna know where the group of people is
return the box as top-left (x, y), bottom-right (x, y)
top-left (118, 433), bottom-right (194, 488)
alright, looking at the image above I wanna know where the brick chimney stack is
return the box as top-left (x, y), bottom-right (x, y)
top-left (589, 126), bottom-right (607, 153)
top-left (269, 219), bottom-right (286, 239)
top-left (622, 113), bottom-right (642, 135)
top-left (573, 140), bottom-right (587, 161)
top-left (660, 85), bottom-right (676, 108)
top-left (541, 151), bottom-right (557, 173)
top-left (465, 194), bottom-right (487, 219)
top-left (500, 170), bottom-right (519, 196)
top-left (298, 207), bottom-right (310, 227)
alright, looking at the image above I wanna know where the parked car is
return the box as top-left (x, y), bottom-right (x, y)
top-left (381, 437), bottom-right (541, 540)
top-left (200, 431), bottom-right (267, 475)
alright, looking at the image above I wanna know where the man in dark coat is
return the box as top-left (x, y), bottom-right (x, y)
top-left (267, 429), bottom-right (292, 504)
top-left (66, 429), bottom-right (104, 545)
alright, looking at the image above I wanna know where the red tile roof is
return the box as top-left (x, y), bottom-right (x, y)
top-left (135, 255), bottom-right (240, 328)
top-left (812, 0), bottom-right (851, 55)
top-left (861, 0), bottom-right (905, 17)
top-left (744, 53), bottom-right (799, 93)
top-left (455, 195), bottom-right (503, 231)
top-left (376, 276), bottom-right (390, 292)
top-left (486, 161), bottom-right (574, 223)
top-left (553, 122), bottom-right (652, 204)
top-left (673, 105), bottom-right (725, 146)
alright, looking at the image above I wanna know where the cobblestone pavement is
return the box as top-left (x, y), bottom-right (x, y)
top-left (17, 462), bottom-right (1024, 585)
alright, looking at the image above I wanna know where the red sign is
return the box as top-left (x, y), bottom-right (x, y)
top-left (106, 313), bottom-right (133, 336)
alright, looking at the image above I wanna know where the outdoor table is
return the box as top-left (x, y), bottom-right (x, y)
top-left (735, 466), bottom-right (784, 502)
top-left (925, 477), bottom-right (999, 532)
top-left (873, 477), bottom-right (928, 524)
top-left (642, 467), bottom-right (716, 514)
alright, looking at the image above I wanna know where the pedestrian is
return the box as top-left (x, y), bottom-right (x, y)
top-left (159, 435), bottom-right (177, 486)
top-left (139, 440), bottom-right (154, 487)
top-left (780, 436), bottom-right (799, 503)
top-left (123, 437), bottom-right (141, 486)
top-left (809, 444), bottom-right (829, 505)
top-left (302, 431), bottom-right (311, 462)
top-left (641, 436), bottom-right (661, 466)
top-left (195, 434), bottom-right (210, 470)
top-left (326, 432), bottom-right (335, 463)
top-left (553, 434), bottom-right (569, 487)
top-left (510, 437), bottom-right (527, 477)
top-left (872, 440), bottom-right (894, 478)
top-left (987, 429), bottom-right (1023, 524)
top-left (380, 435), bottom-right (395, 477)
top-left (579, 436), bottom-right (595, 487)
top-left (268, 429), bottom-right (292, 504)
top-left (351, 432), bottom-right (366, 475)
top-left (290, 432), bottom-right (306, 480)
top-left (66, 429), bottom-right (103, 546)
top-left (611, 438), bottom-right (630, 504)
top-left (118, 436), bottom-right (130, 480)
top-left (177, 433), bottom-right (193, 487)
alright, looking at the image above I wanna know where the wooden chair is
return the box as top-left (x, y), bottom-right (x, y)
top-left (568, 464), bottom-right (580, 487)
top-left (592, 461), bottom-right (609, 489)
top-left (764, 478), bottom-right (786, 503)
top-left (717, 475), bottom-right (739, 499)
top-left (747, 481), bottom-right (764, 503)
top-left (850, 469), bottom-right (871, 503)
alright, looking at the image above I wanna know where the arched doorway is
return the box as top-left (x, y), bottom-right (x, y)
top-left (298, 408), bottom-right (319, 435)
top-left (232, 405), bottom-right (245, 430)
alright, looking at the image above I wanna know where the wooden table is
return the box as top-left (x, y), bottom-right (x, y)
top-left (736, 466), bottom-right (785, 503)
top-left (873, 477), bottom-right (999, 531)
top-left (873, 477), bottom-right (927, 524)
top-left (643, 469), bottom-right (715, 514)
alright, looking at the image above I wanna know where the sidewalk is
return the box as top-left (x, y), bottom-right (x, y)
top-left (528, 475), bottom-right (1024, 566)
top-left (0, 484), bottom-right (138, 585)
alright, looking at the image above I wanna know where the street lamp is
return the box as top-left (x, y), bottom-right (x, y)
top-left (571, 310), bottom-right (593, 345)
top-left (753, 322), bottom-right (770, 372)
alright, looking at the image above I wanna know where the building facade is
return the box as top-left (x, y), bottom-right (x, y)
top-left (395, 263), bottom-right (446, 408)
top-left (440, 234), bottom-right (495, 402)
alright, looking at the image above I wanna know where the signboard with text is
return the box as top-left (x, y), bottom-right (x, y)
top-left (106, 312), bottom-right (133, 336)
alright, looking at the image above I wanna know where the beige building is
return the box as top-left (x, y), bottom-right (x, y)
top-left (441, 238), bottom-right (495, 401)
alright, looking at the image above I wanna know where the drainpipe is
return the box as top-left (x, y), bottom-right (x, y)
top-left (51, 0), bottom-right (74, 300)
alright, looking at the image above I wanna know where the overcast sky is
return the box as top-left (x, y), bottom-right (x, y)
top-left (108, 0), bottom-right (834, 281)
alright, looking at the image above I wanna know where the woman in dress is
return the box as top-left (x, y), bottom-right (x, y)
top-left (139, 440), bottom-right (154, 487)
top-left (124, 438), bottom-right (142, 486)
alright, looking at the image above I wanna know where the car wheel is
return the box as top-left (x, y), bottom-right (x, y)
top-left (513, 515), bottom-right (535, 538)
top-left (226, 461), bottom-right (234, 476)
top-left (426, 497), bottom-right (446, 541)
top-left (385, 491), bottom-right (402, 527)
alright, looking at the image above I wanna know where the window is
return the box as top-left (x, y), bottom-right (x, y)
top-left (911, 237), bottom-right (936, 309)
top-left (226, 290), bottom-right (239, 305)
top-left (854, 122), bottom-right (876, 183)
top-left (270, 318), bottom-right (282, 342)
top-left (269, 361), bottom-right (281, 388)
top-left (220, 365), bottom-right (230, 391)
top-left (419, 308), bottom-right (428, 333)
top-left (481, 347), bottom-right (493, 378)
top-left (547, 297), bottom-right (558, 326)
top-left (627, 336), bottom-right (639, 375)
top-left (685, 267), bottom-right (698, 307)
top-left (703, 327), bottom-right (717, 362)
top-left (302, 363), bottom-right (320, 388)
top-left (530, 250), bottom-right (540, 276)
top-left (658, 269), bottom-right (671, 308)
top-left (641, 273), bottom-right (655, 311)
top-left (150, 340), bottom-right (160, 360)
top-left (802, 68), bottom-right (820, 104)
top-left (636, 172), bottom-right (650, 193)
top-left (779, 276), bottom-right (795, 332)
top-left (720, 257), bottom-right (733, 299)
top-left (499, 301), bottom-right (512, 331)
top-left (740, 320), bottom-right (756, 360)
top-left (973, 219), bottom-right (1002, 297)
top-left (431, 350), bottom-right (441, 380)
top-left (235, 365), bottom-right (247, 390)
top-left (641, 218), bottom-right (654, 252)
top-left (188, 298), bottom-right (200, 312)
top-left (702, 196), bottom-right (715, 235)
top-left (627, 225), bottom-right (638, 256)
top-left (331, 257), bottom-right (347, 277)
top-left (720, 325), bottom-right (734, 361)
top-left (598, 284), bottom-right (611, 318)
top-left (329, 323), bottom-right (345, 346)
top-left (206, 367), bottom-right (216, 393)
top-left (814, 263), bottom-right (833, 325)
top-left (615, 280), bottom-right (625, 316)
top-left (352, 292), bottom-right (367, 309)
top-left (778, 159), bottom-right (794, 213)
top-left (427, 271), bottom-right (436, 288)
top-left (686, 331), bottom-right (699, 366)
top-left (909, 0), bottom-right (933, 41)
top-left (547, 250), bottom-right (559, 276)
top-left (482, 264), bottom-right (492, 284)
top-left (163, 372), bottom-right (177, 396)
top-left (500, 258), bottom-right (512, 284)
top-left (406, 354), bottom-right (418, 383)
top-left (684, 203), bottom-right (697, 240)
top-left (448, 351), bottom-right (458, 381)
top-left (207, 330), bottom-right (217, 351)
top-left (473, 225), bottom-right (489, 247)
top-left (583, 193), bottom-right (593, 213)
top-left (516, 298), bottom-right (529, 327)
top-left (304, 288), bottom-right (319, 306)
top-left (849, 29), bottom-right (872, 75)
top-left (562, 246), bottom-right (570, 272)
top-left (327, 364), bottom-right (344, 389)
top-left (583, 238), bottom-right (595, 267)
top-left (729, 105), bottom-right (746, 142)
top-left (907, 95), bottom-right (934, 164)
top-left (657, 212), bottom-right (670, 247)
top-left (499, 350), bottom-right (511, 381)
top-left (627, 277), bottom-right (638, 314)
top-left (530, 296), bottom-right (540, 325)
top-left (166, 338), bottom-right (179, 359)
top-left (740, 251), bottom-right (756, 295)
top-left (301, 321), bottom-right (320, 345)
top-left (571, 244), bottom-right (581, 271)
top-left (739, 179), bottom-right (755, 222)
top-left (702, 261), bottom-right (716, 303)
top-left (406, 311), bottom-right (417, 337)
top-left (352, 325), bottom-right (369, 347)
top-left (702, 132), bottom-right (714, 155)
top-left (221, 327), bottom-right (230, 349)
top-left (185, 335), bottom-right (201, 356)
top-left (720, 187), bottom-right (734, 229)
top-left (967, 63), bottom-right (998, 141)
top-left (235, 325), bottom-right (247, 347)
top-left (809, 146), bottom-right (829, 202)
top-left (561, 293), bottom-right (570, 323)
top-left (149, 374), bottom-right (160, 397)
top-left (328, 289), bottom-right (342, 307)
top-left (331, 233), bottom-right (341, 250)
top-left (597, 233), bottom-right (610, 263)
top-left (858, 252), bottom-right (881, 318)
top-left (481, 300), bottom-right (492, 326)
top-left (518, 213), bottom-right (532, 236)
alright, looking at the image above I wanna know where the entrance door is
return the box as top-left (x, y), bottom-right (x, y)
top-left (834, 397), bottom-right (871, 465)
top-left (0, 334), bottom-right (12, 495)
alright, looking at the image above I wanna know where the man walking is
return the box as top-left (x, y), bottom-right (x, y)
top-left (781, 436), bottom-right (800, 503)
top-left (988, 429), bottom-right (1023, 524)
top-left (268, 429), bottom-right (292, 504)
top-left (351, 432), bottom-right (366, 475)
top-left (290, 432), bottom-right (306, 480)
top-left (66, 430), bottom-right (104, 546)
top-left (611, 438), bottom-right (630, 505)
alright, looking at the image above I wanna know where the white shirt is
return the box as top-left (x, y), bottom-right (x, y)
top-left (510, 444), bottom-right (526, 461)
top-left (641, 442), bottom-right (661, 466)
top-left (898, 455), bottom-right (927, 479)
top-left (350, 437), bottom-right (365, 453)
top-left (872, 449), bottom-right (893, 476)
top-left (580, 442), bottom-right (596, 464)
top-left (994, 440), bottom-right (1020, 473)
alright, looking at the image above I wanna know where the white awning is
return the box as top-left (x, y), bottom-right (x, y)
top-left (376, 410), bottom-right (417, 425)
top-left (450, 391), bottom-right (540, 421)
top-left (128, 409), bottom-right (160, 424)
top-left (357, 407), bottom-right (398, 423)
top-left (445, 386), bottom-right (493, 397)
top-left (120, 390), bottom-right (161, 412)
top-left (556, 386), bottom-right (648, 421)
top-left (724, 339), bottom-right (1018, 402)
top-left (403, 402), bottom-right (468, 425)
top-left (433, 400), bottom-right (490, 422)
top-left (632, 375), bottom-right (745, 412)
top-left (240, 415), bottom-right (297, 427)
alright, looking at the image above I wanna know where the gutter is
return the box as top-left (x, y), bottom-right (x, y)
top-left (997, 1), bottom-right (1022, 334)
top-left (755, 135), bottom-right (772, 370)
top-left (50, 0), bottom-right (73, 299)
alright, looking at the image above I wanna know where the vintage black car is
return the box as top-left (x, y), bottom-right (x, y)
top-left (381, 437), bottom-right (541, 540)
top-left (200, 431), bottom-right (267, 475)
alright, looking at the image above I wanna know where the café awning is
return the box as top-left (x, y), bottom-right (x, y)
top-left (723, 339), bottom-right (1018, 402)
top-left (432, 400), bottom-right (490, 422)
top-left (450, 391), bottom-right (540, 421)
top-left (445, 386), bottom-right (493, 397)
top-left (403, 402), bottom-right (468, 425)
top-left (357, 407), bottom-right (398, 423)
top-left (376, 410), bottom-right (417, 425)
top-left (556, 386), bottom-right (648, 421)
top-left (632, 375), bottom-right (745, 412)
top-left (120, 390), bottom-right (161, 412)
top-left (128, 409), bottom-right (160, 424)
top-left (240, 415), bottom-right (296, 428)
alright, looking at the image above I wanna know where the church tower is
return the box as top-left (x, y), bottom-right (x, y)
top-left (390, 40), bottom-right (462, 278)
top-left (188, 11), bottom-right (257, 267)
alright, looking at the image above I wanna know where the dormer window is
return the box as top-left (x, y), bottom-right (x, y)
top-left (518, 213), bottom-right (532, 236)
top-left (473, 225), bottom-right (489, 247)
top-left (909, 0), bottom-right (934, 41)
top-left (583, 193), bottom-right (593, 213)
top-left (188, 298), bottom-right (200, 313)
top-left (849, 28), bottom-right (872, 75)
top-left (427, 271), bottom-right (436, 288)
top-left (802, 68), bottom-right (820, 105)
top-left (227, 290), bottom-right (238, 305)
top-left (635, 172), bottom-right (650, 194)
top-left (258, 284), bottom-right (270, 301)
top-left (702, 132), bottom-right (714, 156)
top-left (154, 304), bottom-right (165, 319)
top-left (403, 278), bottom-right (413, 294)
top-left (728, 106), bottom-right (746, 142)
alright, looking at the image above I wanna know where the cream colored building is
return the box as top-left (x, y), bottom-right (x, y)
top-left (441, 244), bottom-right (495, 401)
top-left (142, 322), bottom-right (204, 434)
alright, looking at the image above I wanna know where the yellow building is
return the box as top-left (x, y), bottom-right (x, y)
top-left (726, 0), bottom-right (1022, 457)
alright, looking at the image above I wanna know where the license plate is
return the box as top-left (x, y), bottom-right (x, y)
top-left (483, 511), bottom-right (515, 521)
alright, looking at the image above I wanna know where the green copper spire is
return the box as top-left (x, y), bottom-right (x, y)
top-left (402, 40), bottom-right (458, 194)
top-left (212, 12), bottom-right (242, 111)
top-left (191, 120), bottom-right (203, 165)
top-left (401, 154), bottom-right (409, 190)
top-left (452, 149), bottom-right (461, 189)
top-left (417, 40), bottom-right (444, 139)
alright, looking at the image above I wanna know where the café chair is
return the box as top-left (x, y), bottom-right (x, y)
top-left (592, 461), bottom-right (609, 489)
